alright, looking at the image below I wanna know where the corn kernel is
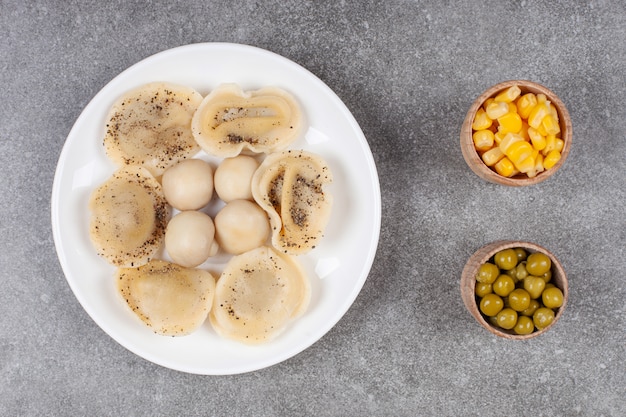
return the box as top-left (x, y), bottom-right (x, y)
top-left (543, 134), bottom-right (557, 155)
top-left (541, 114), bottom-right (561, 135)
top-left (483, 98), bottom-right (494, 111)
top-left (537, 93), bottom-right (547, 103)
top-left (497, 112), bottom-right (523, 134)
top-left (485, 101), bottom-right (509, 119)
top-left (515, 154), bottom-right (536, 173)
top-left (499, 132), bottom-right (525, 154)
top-left (472, 108), bottom-right (493, 130)
top-left (549, 103), bottom-right (559, 120)
top-left (555, 138), bottom-right (564, 152)
top-left (534, 153), bottom-right (545, 174)
top-left (519, 121), bottom-right (530, 141)
top-left (508, 102), bottom-right (518, 114)
top-left (481, 147), bottom-right (505, 166)
top-left (543, 150), bottom-right (561, 169)
top-left (516, 93), bottom-right (538, 119)
top-left (506, 141), bottom-right (534, 165)
top-left (473, 129), bottom-right (495, 151)
top-left (528, 102), bottom-right (550, 129)
top-left (494, 157), bottom-right (517, 177)
top-left (528, 126), bottom-right (547, 151)
top-left (494, 131), bottom-right (506, 145)
top-left (494, 85), bottom-right (522, 103)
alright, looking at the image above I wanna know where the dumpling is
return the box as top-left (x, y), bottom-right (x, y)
top-left (214, 199), bottom-right (270, 255)
top-left (213, 155), bottom-right (259, 202)
top-left (103, 82), bottom-right (203, 176)
top-left (116, 260), bottom-right (216, 336)
top-left (210, 246), bottom-right (310, 344)
top-left (191, 84), bottom-right (303, 158)
top-left (88, 166), bottom-right (170, 267)
top-left (251, 150), bottom-right (332, 255)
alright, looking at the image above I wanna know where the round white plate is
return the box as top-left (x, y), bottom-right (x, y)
top-left (51, 43), bottom-right (381, 375)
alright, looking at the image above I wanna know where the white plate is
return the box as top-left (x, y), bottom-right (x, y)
top-left (51, 43), bottom-right (381, 375)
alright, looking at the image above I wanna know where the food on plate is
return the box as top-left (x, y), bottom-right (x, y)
top-left (165, 211), bottom-right (218, 268)
top-left (472, 85), bottom-right (564, 178)
top-left (214, 199), bottom-right (271, 255)
top-left (88, 166), bottom-right (170, 267)
top-left (116, 259), bottom-right (216, 336)
top-left (252, 150), bottom-right (332, 255)
top-left (210, 246), bottom-right (310, 344)
top-left (214, 155), bottom-right (259, 202)
top-left (103, 82), bottom-right (203, 176)
top-left (161, 159), bottom-right (214, 210)
top-left (191, 83), bottom-right (302, 157)
top-left (474, 247), bottom-right (564, 335)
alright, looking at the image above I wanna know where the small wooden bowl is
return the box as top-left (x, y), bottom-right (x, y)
top-left (460, 240), bottom-right (568, 339)
top-left (460, 80), bottom-right (572, 186)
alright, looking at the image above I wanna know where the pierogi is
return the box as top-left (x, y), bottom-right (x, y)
top-left (191, 84), bottom-right (302, 157)
top-left (210, 246), bottom-right (310, 344)
top-left (116, 260), bottom-right (216, 336)
top-left (88, 166), bottom-right (170, 268)
top-left (252, 150), bottom-right (332, 255)
top-left (103, 82), bottom-right (203, 176)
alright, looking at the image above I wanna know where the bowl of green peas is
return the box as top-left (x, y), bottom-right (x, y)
top-left (461, 240), bottom-right (568, 339)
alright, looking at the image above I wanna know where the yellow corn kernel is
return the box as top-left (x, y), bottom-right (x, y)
top-left (528, 102), bottom-right (550, 129)
top-left (537, 93), bottom-right (547, 103)
top-left (549, 103), bottom-right (559, 120)
top-left (528, 126), bottom-right (547, 151)
top-left (534, 153), bottom-right (545, 174)
top-left (543, 134), bottom-right (557, 155)
top-left (481, 147), bottom-right (505, 166)
top-left (543, 150), bottom-right (561, 169)
top-left (508, 102), bottom-right (518, 114)
top-left (519, 121), bottom-right (530, 141)
top-left (516, 93), bottom-right (538, 119)
top-left (472, 108), bottom-right (492, 130)
top-left (483, 98), bottom-right (495, 111)
top-left (494, 157), bottom-right (517, 177)
top-left (515, 154), bottom-right (536, 173)
top-left (485, 101), bottom-right (509, 119)
top-left (473, 129), bottom-right (495, 151)
top-left (555, 138), bottom-right (564, 152)
top-left (541, 114), bottom-right (561, 135)
top-left (494, 85), bottom-right (522, 103)
top-left (494, 131), bottom-right (506, 145)
top-left (506, 140), bottom-right (534, 165)
top-left (497, 112), bottom-right (523, 134)
top-left (499, 132), bottom-right (525, 154)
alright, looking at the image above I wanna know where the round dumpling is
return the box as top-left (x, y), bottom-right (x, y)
top-left (162, 159), bottom-right (214, 210)
top-left (214, 200), bottom-right (270, 255)
top-left (251, 150), bottom-right (332, 255)
top-left (117, 259), bottom-right (216, 336)
top-left (103, 82), bottom-right (203, 176)
top-left (88, 166), bottom-right (170, 267)
top-left (210, 246), bottom-right (310, 344)
top-left (165, 211), bottom-right (218, 268)
top-left (214, 155), bottom-right (259, 202)
top-left (191, 83), bottom-right (303, 158)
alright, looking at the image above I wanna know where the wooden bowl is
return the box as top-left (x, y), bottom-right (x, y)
top-left (460, 80), bottom-right (572, 186)
top-left (460, 240), bottom-right (568, 339)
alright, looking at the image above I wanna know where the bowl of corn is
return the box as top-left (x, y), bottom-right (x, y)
top-left (460, 240), bottom-right (568, 339)
top-left (460, 80), bottom-right (572, 186)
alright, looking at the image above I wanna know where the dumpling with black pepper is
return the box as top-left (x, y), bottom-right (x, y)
top-left (103, 82), bottom-right (203, 176)
top-left (116, 260), bottom-right (216, 336)
top-left (251, 150), bottom-right (332, 255)
top-left (88, 165), bottom-right (170, 267)
top-left (210, 246), bottom-right (310, 344)
top-left (191, 83), bottom-right (303, 158)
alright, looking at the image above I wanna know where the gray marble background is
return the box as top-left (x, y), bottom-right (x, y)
top-left (1, 1), bottom-right (625, 416)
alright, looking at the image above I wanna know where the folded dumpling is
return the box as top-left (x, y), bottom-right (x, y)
top-left (251, 150), bottom-right (332, 255)
top-left (191, 84), bottom-right (303, 157)
top-left (116, 260), bottom-right (216, 336)
top-left (88, 165), bottom-right (170, 267)
top-left (103, 82), bottom-right (203, 176)
top-left (210, 246), bottom-right (310, 344)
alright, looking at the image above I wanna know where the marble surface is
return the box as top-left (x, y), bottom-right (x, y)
top-left (1, 1), bottom-right (625, 415)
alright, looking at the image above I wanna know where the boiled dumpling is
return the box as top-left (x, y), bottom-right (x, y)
top-left (191, 83), bottom-right (303, 158)
top-left (161, 159), bottom-right (214, 211)
top-left (210, 246), bottom-right (310, 344)
top-left (88, 166), bottom-right (170, 267)
top-left (214, 200), bottom-right (270, 255)
top-left (116, 260), bottom-right (216, 336)
top-left (103, 82), bottom-right (203, 176)
top-left (214, 155), bottom-right (259, 202)
top-left (251, 150), bottom-right (332, 255)
top-left (165, 211), bottom-right (218, 268)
